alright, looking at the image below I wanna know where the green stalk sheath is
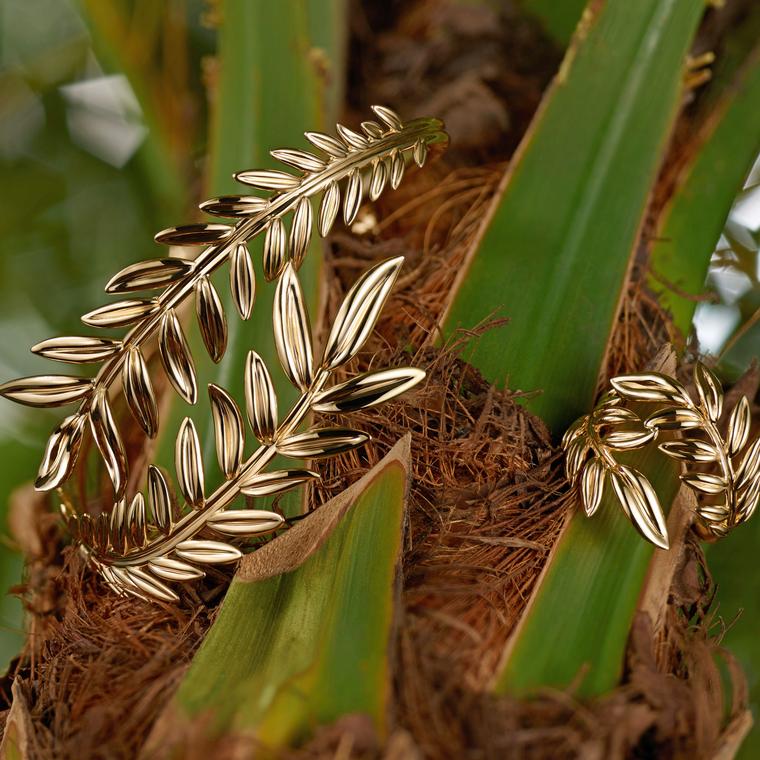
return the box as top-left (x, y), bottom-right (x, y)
top-left (440, 0), bottom-right (704, 696)
top-left (147, 440), bottom-right (409, 750)
top-left (443, 0), bottom-right (704, 434)
top-left (649, 46), bottom-right (760, 337)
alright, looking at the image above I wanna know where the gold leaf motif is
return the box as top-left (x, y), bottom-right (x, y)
top-left (277, 427), bottom-right (369, 459)
top-left (337, 123), bottom-right (370, 150)
top-left (198, 195), bottom-right (268, 218)
top-left (343, 168), bottom-right (363, 225)
top-left (273, 264), bottom-right (314, 391)
top-left (148, 557), bottom-right (204, 582)
top-left (122, 347), bottom-right (158, 438)
top-left (0, 375), bottom-right (92, 408)
top-left (369, 159), bottom-right (388, 202)
top-left (658, 439), bottom-right (718, 462)
top-left (106, 258), bottom-right (194, 293)
top-left (195, 276), bottom-right (228, 363)
top-left (234, 169), bottom-right (300, 191)
top-left (154, 223), bottom-right (233, 246)
top-left (245, 351), bottom-right (278, 443)
top-left (610, 466), bottom-right (668, 550)
top-left (263, 218), bottom-right (287, 281)
top-left (603, 429), bottom-right (654, 450)
top-left (207, 509), bottom-right (284, 536)
top-left (230, 243), bottom-right (255, 320)
top-left (127, 493), bottom-right (147, 548)
top-left (148, 465), bottom-right (174, 535)
top-left (644, 407), bottom-right (702, 431)
top-left (727, 396), bottom-right (751, 455)
top-left (694, 363), bottom-right (723, 422)
top-left (289, 196), bottom-right (312, 269)
top-left (81, 298), bottom-right (158, 328)
top-left (240, 469), bottom-right (319, 497)
top-left (322, 256), bottom-right (403, 369)
top-left (208, 384), bottom-right (244, 478)
top-left (159, 310), bottom-right (197, 404)
top-left (122, 567), bottom-right (178, 603)
top-left (35, 413), bottom-right (86, 491)
top-left (270, 148), bottom-right (325, 173)
top-left (610, 373), bottom-right (689, 404)
top-left (319, 180), bottom-right (340, 236)
top-left (372, 104), bottom-right (403, 131)
top-left (304, 131), bottom-right (347, 158)
top-left (32, 336), bottom-right (121, 363)
top-left (89, 387), bottom-right (128, 498)
top-left (390, 149), bottom-right (405, 190)
top-left (736, 438), bottom-right (760, 490)
top-left (682, 472), bottom-right (727, 495)
top-left (174, 540), bottom-right (242, 564)
top-left (175, 417), bottom-right (204, 508)
top-left (312, 367), bottom-right (425, 413)
top-left (413, 138), bottom-right (428, 167)
top-left (580, 459), bottom-right (604, 517)
top-left (361, 120), bottom-right (384, 139)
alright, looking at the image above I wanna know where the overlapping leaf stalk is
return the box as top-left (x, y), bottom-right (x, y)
top-left (564, 363), bottom-right (760, 547)
top-left (0, 105), bottom-right (447, 601)
top-left (0, 106), bottom-right (447, 498)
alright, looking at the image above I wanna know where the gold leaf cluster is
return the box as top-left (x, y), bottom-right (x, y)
top-left (563, 363), bottom-right (760, 547)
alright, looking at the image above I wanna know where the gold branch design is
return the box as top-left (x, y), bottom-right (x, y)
top-left (563, 363), bottom-right (760, 547)
top-left (0, 106), bottom-right (447, 499)
top-left (68, 257), bottom-right (425, 602)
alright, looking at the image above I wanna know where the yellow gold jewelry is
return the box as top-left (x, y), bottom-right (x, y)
top-left (564, 363), bottom-right (759, 547)
top-left (0, 106), bottom-right (448, 602)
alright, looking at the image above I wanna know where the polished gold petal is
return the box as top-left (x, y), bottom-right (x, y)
top-left (148, 557), bottom-right (204, 582)
top-left (319, 180), bottom-right (340, 237)
top-left (106, 258), bottom-right (194, 293)
top-left (727, 396), bottom-right (751, 455)
top-left (148, 465), bottom-right (174, 535)
top-left (122, 347), bottom-right (158, 438)
top-left (273, 263), bottom-right (314, 391)
top-left (343, 168), bottom-right (362, 225)
top-left (263, 218), bottom-right (287, 281)
top-left (322, 256), bottom-right (403, 369)
top-left (208, 383), bottom-right (244, 478)
top-left (174, 540), bottom-right (242, 564)
top-left (736, 437), bottom-right (760, 490)
top-left (312, 367), bottom-right (425, 413)
top-left (277, 427), bottom-right (369, 459)
top-left (289, 196), bottom-right (312, 269)
top-left (564, 437), bottom-right (589, 484)
top-left (240, 469), bottom-right (319, 497)
top-left (681, 472), bottom-right (727, 495)
top-left (176, 417), bottom-right (204, 508)
top-left (610, 466), bottom-right (668, 549)
top-left (389, 149), bottom-right (405, 190)
top-left (110, 498), bottom-right (127, 553)
top-left (199, 195), bottom-right (267, 218)
top-left (207, 509), bottom-right (284, 536)
top-left (694, 363), bottom-right (723, 422)
top-left (596, 407), bottom-right (640, 425)
top-left (159, 310), bottom-right (197, 404)
top-left (361, 120), bottom-right (384, 138)
top-left (413, 138), bottom-right (428, 167)
top-left (371, 104), bottom-right (403, 131)
top-left (195, 276), bottom-right (228, 363)
top-left (32, 336), bottom-right (121, 363)
top-left (580, 459), bottom-right (605, 517)
top-left (89, 387), bottom-right (128, 498)
top-left (336, 123), bottom-right (369, 150)
top-left (127, 492), bottom-right (147, 548)
top-left (610, 372), bottom-right (689, 404)
top-left (230, 243), bottom-right (255, 320)
top-left (561, 416), bottom-right (586, 449)
top-left (234, 169), bottom-right (300, 191)
top-left (154, 223), bottom-right (233, 246)
top-left (0, 375), bottom-right (91, 408)
top-left (270, 148), bottom-right (325, 173)
top-left (603, 429), bottom-right (654, 450)
top-left (658, 439), bottom-right (718, 463)
top-left (122, 567), bottom-right (178, 603)
top-left (644, 407), bottom-right (702, 431)
top-left (35, 413), bottom-right (86, 491)
top-left (369, 159), bottom-right (388, 202)
top-left (81, 298), bottom-right (158, 328)
top-left (738, 479), bottom-right (760, 521)
top-left (304, 130), bottom-right (347, 158)
top-left (245, 350), bottom-right (278, 443)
